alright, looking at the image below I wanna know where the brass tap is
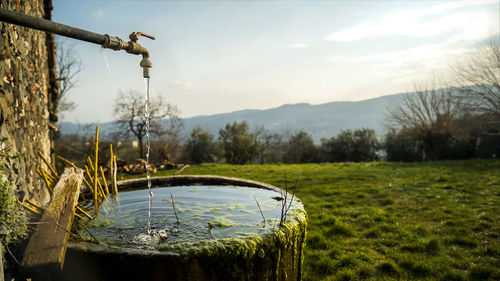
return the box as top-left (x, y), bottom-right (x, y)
top-left (101, 31), bottom-right (155, 78)
top-left (127, 32), bottom-right (154, 78)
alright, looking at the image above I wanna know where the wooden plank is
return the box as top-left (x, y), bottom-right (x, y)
top-left (0, 243), bottom-right (4, 281)
top-left (20, 167), bottom-right (83, 280)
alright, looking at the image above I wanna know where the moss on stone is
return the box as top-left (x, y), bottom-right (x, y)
top-left (158, 205), bottom-right (307, 256)
top-left (155, 206), bottom-right (307, 281)
top-left (85, 217), bottom-right (114, 228)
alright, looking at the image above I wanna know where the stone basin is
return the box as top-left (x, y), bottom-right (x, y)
top-left (61, 175), bottom-right (307, 281)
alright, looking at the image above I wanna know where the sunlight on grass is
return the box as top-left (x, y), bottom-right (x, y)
top-left (124, 160), bottom-right (500, 281)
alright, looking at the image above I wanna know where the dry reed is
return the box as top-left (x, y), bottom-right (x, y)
top-left (93, 126), bottom-right (99, 215)
top-left (99, 166), bottom-right (109, 195)
top-left (37, 150), bottom-right (58, 177)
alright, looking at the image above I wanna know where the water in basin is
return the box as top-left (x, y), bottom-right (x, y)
top-left (79, 185), bottom-right (303, 250)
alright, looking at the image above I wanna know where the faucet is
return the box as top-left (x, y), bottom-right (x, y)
top-left (102, 32), bottom-right (155, 78)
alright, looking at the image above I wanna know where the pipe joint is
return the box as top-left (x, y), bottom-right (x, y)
top-left (102, 34), bottom-right (125, 51)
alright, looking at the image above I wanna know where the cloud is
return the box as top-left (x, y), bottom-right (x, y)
top-left (287, 43), bottom-right (309, 49)
top-left (327, 40), bottom-right (470, 68)
top-left (169, 80), bottom-right (196, 90)
top-left (92, 9), bottom-right (104, 18)
top-left (325, 0), bottom-right (496, 42)
top-left (325, 37), bottom-right (476, 90)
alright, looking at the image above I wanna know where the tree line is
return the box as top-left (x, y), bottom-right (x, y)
top-left (182, 123), bottom-right (382, 164)
top-left (57, 38), bottom-right (499, 164)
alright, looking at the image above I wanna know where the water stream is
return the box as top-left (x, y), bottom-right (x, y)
top-left (144, 77), bottom-right (153, 235)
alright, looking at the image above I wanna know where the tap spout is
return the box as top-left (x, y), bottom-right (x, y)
top-left (126, 41), bottom-right (152, 78)
top-left (101, 34), bottom-right (153, 78)
top-left (139, 52), bottom-right (152, 78)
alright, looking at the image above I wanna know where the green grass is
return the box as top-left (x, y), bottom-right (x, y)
top-left (120, 160), bottom-right (500, 280)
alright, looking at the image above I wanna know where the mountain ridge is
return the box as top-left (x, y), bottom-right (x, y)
top-left (60, 92), bottom-right (405, 142)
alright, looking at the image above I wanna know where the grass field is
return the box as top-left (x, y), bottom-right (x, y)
top-left (121, 160), bottom-right (500, 281)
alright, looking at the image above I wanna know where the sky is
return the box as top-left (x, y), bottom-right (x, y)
top-left (52, 0), bottom-right (500, 123)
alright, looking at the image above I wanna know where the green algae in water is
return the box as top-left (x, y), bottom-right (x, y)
top-left (209, 216), bottom-right (236, 228)
top-left (79, 185), bottom-right (304, 250)
top-left (86, 217), bottom-right (114, 228)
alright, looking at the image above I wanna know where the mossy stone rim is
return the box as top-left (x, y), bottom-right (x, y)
top-left (117, 175), bottom-right (287, 194)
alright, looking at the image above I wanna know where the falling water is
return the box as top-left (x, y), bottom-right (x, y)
top-left (144, 77), bottom-right (153, 235)
top-left (99, 47), bottom-right (112, 73)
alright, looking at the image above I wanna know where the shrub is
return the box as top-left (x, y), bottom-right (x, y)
top-left (0, 178), bottom-right (27, 245)
top-left (320, 128), bottom-right (379, 162)
top-left (0, 149), bottom-right (27, 246)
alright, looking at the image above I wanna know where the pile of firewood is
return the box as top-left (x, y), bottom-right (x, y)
top-left (117, 158), bottom-right (177, 175)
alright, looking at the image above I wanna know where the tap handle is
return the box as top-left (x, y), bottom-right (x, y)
top-left (129, 32), bottom-right (156, 42)
top-left (137, 32), bottom-right (155, 40)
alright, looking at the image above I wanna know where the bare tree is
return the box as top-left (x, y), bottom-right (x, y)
top-left (113, 89), bottom-right (180, 159)
top-left (56, 39), bottom-right (82, 113)
top-left (385, 79), bottom-right (465, 160)
top-left (151, 116), bottom-right (183, 163)
top-left (449, 37), bottom-right (500, 118)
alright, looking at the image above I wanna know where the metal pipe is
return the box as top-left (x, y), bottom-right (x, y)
top-left (0, 7), bottom-right (107, 45)
top-left (0, 8), bottom-right (153, 77)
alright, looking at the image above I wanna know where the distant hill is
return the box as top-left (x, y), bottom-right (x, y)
top-left (60, 93), bottom-right (404, 143)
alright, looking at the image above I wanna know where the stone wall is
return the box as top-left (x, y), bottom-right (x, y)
top-left (0, 0), bottom-right (57, 205)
